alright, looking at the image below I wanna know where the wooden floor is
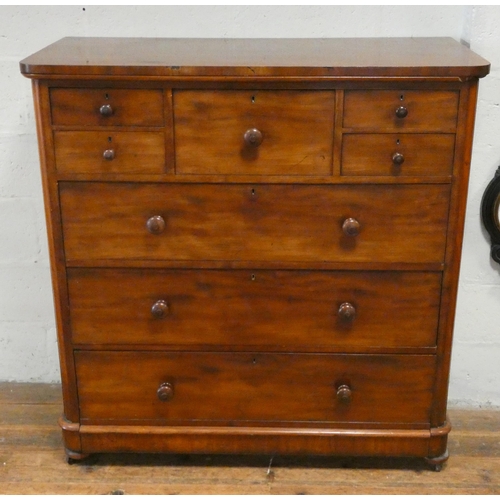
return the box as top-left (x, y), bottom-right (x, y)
top-left (0, 383), bottom-right (499, 494)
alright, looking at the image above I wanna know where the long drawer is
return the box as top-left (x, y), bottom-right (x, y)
top-left (68, 268), bottom-right (442, 349)
top-left (59, 183), bottom-right (450, 264)
top-left (75, 351), bottom-right (435, 425)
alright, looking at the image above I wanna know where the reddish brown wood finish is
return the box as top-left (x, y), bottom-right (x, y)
top-left (67, 269), bottom-right (442, 349)
top-left (50, 88), bottom-right (164, 126)
top-left (54, 131), bottom-right (166, 174)
top-left (19, 37), bottom-right (490, 78)
top-left (341, 133), bottom-right (455, 177)
top-left (79, 425), bottom-right (434, 457)
top-left (174, 90), bottom-right (335, 175)
top-left (59, 182), bottom-right (450, 265)
top-left (74, 351), bottom-right (435, 425)
top-left (431, 81), bottom-right (480, 428)
top-left (343, 90), bottom-right (459, 131)
top-left (30, 81), bottom-right (80, 424)
top-left (20, 37), bottom-right (489, 466)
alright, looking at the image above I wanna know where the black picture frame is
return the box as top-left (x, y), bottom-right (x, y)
top-left (481, 166), bottom-right (500, 264)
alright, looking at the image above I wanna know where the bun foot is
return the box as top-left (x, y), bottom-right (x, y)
top-left (65, 448), bottom-right (90, 465)
top-left (425, 449), bottom-right (449, 471)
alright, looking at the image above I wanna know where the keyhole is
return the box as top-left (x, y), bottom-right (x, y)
top-left (400, 94), bottom-right (404, 101)
top-left (252, 358), bottom-right (257, 364)
top-left (105, 93), bottom-right (109, 100)
top-left (251, 188), bottom-right (256, 196)
top-left (251, 95), bottom-right (256, 103)
top-left (108, 136), bottom-right (112, 143)
top-left (251, 274), bottom-right (256, 281)
top-left (396, 138), bottom-right (400, 145)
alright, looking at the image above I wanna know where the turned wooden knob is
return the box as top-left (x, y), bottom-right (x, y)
top-left (146, 215), bottom-right (165, 234)
top-left (99, 104), bottom-right (113, 117)
top-left (395, 106), bottom-right (408, 119)
top-left (342, 218), bottom-right (360, 237)
top-left (392, 152), bottom-right (405, 165)
top-left (151, 299), bottom-right (169, 318)
top-left (338, 302), bottom-right (356, 321)
top-left (244, 128), bottom-right (263, 147)
top-left (337, 384), bottom-right (352, 403)
top-left (103, 149), bottom-right (115, 161)
top-left (157, 382), bottom-right (174, 402)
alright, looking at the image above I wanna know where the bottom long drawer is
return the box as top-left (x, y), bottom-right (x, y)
top-left (75, 351), bottom-right (435, 425)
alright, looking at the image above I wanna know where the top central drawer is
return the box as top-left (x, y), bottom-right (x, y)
top-left (174, 90), bottom-right (335, 176)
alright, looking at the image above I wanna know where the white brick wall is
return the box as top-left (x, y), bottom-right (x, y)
top-left (1, 6), bottom-right (499, 406)
top-left (448, 6), bottom-right (500, 407)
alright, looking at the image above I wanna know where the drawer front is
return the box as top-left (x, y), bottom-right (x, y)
top-left (174, 90), bottom-right (335, 175)
top-left (68, 269), bottom-right (441, 349)
top-left (342, 134), bottom-right (455, 177)
top-left (343, 90), bottom-right (459, 131)
top-left (54, 131), bottom-right (166, 174)
top-left (59, 183), bottom-right (450, 264)
top-left (75, 351), bottom-right (435, 424)
top-left (50, 88), bottom-right (164, 127)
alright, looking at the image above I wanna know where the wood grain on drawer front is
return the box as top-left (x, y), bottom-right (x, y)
top-left (50, 88), bottom-right (164, 126)
top-left (59, 183), bottom-right (450, 265)
top-left (341, 134), bottom-right (455, 177)
top-left (75, 351), bottom-right (435, 424)
top-left (343, 91), bottom-right (459, 131)
top-left (174, 90), bottom-right (335, 175)
top-left (54, 131), bottom-right (166, 174)
top-left (68, 269), bottom-right (441, 349)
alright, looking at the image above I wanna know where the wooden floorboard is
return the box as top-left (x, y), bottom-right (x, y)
top-left (0, 382), bottom-right (499, 495)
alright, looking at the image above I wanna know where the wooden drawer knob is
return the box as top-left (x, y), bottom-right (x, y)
top-left (338, 302), bottom-right (356, 320)
top-left (157, 382), bottom-right (174, 402)
top-left (103, 149), bottom-right (115, 161)
top-left (337, 384), bottom-right (352, 403)
top-left (151, 299), bottom-right (169, 318)
top-left (342, 218), bottom-right (360, 236)
top-left (392, 152), bottom-right (405, 165)
top-left (99, 104), bottom-right (113, 117)
top-left (244, 128), bottom-right (263, 147)
top-left (146, 215), bottom-right (165, 234)
top-left (395, 106), bottom-right (408, 119)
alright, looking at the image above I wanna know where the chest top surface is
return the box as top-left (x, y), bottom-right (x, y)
top-left (20, 37), bottom-right (490, 79)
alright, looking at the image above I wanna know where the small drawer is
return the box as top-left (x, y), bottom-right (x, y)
top-left (342, 134), bottom-right (455, 177)
top-left (68, 268), bottom-right (441, 349)
top-left (174, 90), bottom-right (335, 176)
top-left (75, 351), bottom-right (435, 425)
top-left (343, 90), bottom-right (459, 131)
top-left (54, 131), bottom-right (166, 174)
top-left (50, 88), bottom-right (164, 127)
top-left (59, 182), bottom-right (450, 265)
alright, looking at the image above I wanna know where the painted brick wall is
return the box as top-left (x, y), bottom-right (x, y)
top-left (448, 6), bottom-right (500, 407)
top-left (0, 6), bottom-right (498, 406)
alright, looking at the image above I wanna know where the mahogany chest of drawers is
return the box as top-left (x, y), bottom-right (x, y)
top-left (20, 37), bottom-right (489, 469)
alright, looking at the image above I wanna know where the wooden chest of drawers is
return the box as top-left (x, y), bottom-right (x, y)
top-left (20, 37), bottom-right (489, 469)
